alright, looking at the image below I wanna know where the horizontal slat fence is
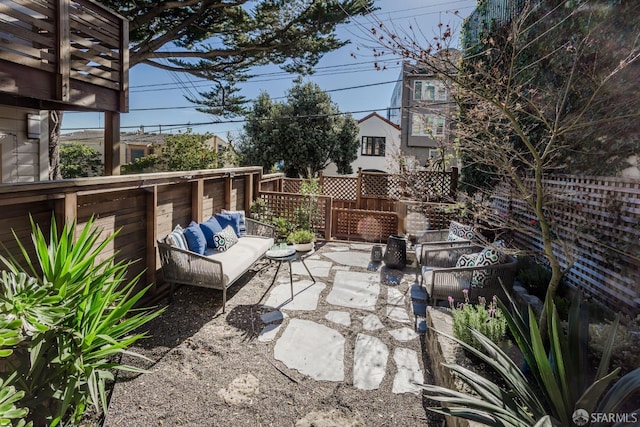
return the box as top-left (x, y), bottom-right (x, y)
top-left (0, 167), bottom-right (262, 303)
top-left (493, 175), bottom-right (640, 315)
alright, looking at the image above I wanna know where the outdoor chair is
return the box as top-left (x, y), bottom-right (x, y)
top-left (420, 244), bottom-right (518, 306)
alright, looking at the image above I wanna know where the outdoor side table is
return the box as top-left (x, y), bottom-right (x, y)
top-left (258, 245), bottom-right (316, 305)
top-left (383, 235), bottom-right (408, 269)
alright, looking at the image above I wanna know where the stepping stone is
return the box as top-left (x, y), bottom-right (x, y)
top-left (392, 347), bottom-right (423, 395)
top-left (274, 319), bottom-right (344, 381)
top-left (260, 310), bottom-right (287, 324)
top-left (353, 334), bottom-right (389, 390)
top-left (217, 373), bottom-right (260, 405)
top-left (386, 306), bottom-right (411, 323)
top-left (326, 271), bottom-right (380, 311)
top-left (325, 311), bottom-right (351, 326)
top-left (387, 287), bottom-right (405, 306)
top-left (324, 251), bottom-right (371, 268)
top-left (291, 259), bottom-right (332, 278)
top-left (258, 323), bottom-right (282, 342)
top-left (388, 327), bottom-right (419, 342)
top-left (361, 314), bottom-right (384, 331)
top-left (331, 265), bottom-right (351, 271)
top-left (263, 280), bottom-right (325, 311)
top-left (327, 246), bottom-right (349, 252)
top-left (296, 409), bottom-right (365, 427)
top-left (350, 243), bottom-right (373, 251)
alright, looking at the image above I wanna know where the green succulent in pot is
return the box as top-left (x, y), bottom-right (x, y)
top-left (286, 229), bottom-right (316, 252)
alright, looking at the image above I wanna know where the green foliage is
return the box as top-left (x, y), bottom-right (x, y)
top-left (161, 130), bottom-right (218, 171)
top-left (60, 144), bottom-right (103, 178)
top-left (449, 292), bottom-right (507, 351)
top-left (96, 0), bottom-right (374, 118)
top-left (421, 290), bottom-right (640, 426)
top-left (0, 309), bottom-right (29, 426)
top-left (121, 154), bottom-right (162, 174)
top-left (286, 229), bottom-right (315, 245)
top-left (590, 315), bottom-right (640, 375)
top-left (0, 216), bottom-right (162, 425)
top-left (239, 80), bottom-right (359, 177)
top-left (516, 257), bottom-right (552, 300)
top-left (272, 217), bottom-right (296, 243)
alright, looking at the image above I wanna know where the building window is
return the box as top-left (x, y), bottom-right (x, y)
top-left (361, 136), bottom-right (386, 156)
top-left (413, 80), bottom-right (447, 101)
top-left (127, 147), bottom-right (146, 163)
top-left (411, 114), bottom-right (446, 137)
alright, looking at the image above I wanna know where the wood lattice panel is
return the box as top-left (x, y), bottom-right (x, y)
top-left (493, 175), bottom-right (640, 314)
top-left (332, 208), bottom-right (398, 242)
top-left (322, 176), bottom-right (358, 201)
top-left (283, 179), bottom-right (303, 194)
top-left (259, 192), bottom-right (329, 237)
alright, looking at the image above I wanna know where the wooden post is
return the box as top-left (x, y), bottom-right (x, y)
top-left (192, 179), bottom-right (204, 222)
top-left (396, 201), bottom-right (407, 235)
top-left (356, 168), bottom-right (363, 209)
top-left (104, 112), bottom-right (121, 176)
top-left (224, 174), bottom-right (233, 210)
top-left (119, 18), bottom-right (129, 113)
top-left (63, 192), bottom-right (77, 223)
top-left (450, 167), bottom-right (458, 199)
top-left (145, 186), bottom-right (158, 293)
top-left (324, 196), bottom-right (333, 240)
top-left (55, 0), bottom-right (70, 102)
top-left (244, 173), bottom-right (253, 212)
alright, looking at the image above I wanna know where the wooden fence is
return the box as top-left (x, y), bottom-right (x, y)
top-left (492, 175), bottom-right (640, 315)
top-left (0, 167), bottom-right (262, 301)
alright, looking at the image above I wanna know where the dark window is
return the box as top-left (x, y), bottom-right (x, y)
top-left (361, 136), bottom-right (386, 157)
top-left (128, 148), bottom-right (146, 162)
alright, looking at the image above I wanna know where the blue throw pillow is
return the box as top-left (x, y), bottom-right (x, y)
top-left (183, 221), bottom-right (207, 254)
top-left (222, 209), bottom-right (247, 236)
top-left (199, 216), bottom-right (223, 248)
top-left (215, 213), bottom-right (241, 237)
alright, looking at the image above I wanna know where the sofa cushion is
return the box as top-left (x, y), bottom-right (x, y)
top-left (165, 225), bottom-right (188, 250)
top-left (215, 213), bottom-right (242, 237)
top-left (213, 225), bottom-right (239, 252)
top-left (221, 209), bottom-right (247, 236)
top-left (183, 221), bottom-right (207, 255)
top-left (447, 221), bottom-right (474, 241)
top-left (200, 216), bottom-right (223, 248)
top-left (471, 247), bottom-right (505, 287)
top-left (204, 236), bottom-right (274, 285)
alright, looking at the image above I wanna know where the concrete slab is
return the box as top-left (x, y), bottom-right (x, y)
top-left (260, 310), bottom-right (287, 324)
top-left (386, 306), bottom-right (411, 323)
top-left (361, 314), bottom-right (384, 331)
top-left (388, 327), bottom-right (419, 342)
top-left (326, 271), bottom-right (380, 311)
top-left (323, 251), bottom-right (371, 268)
top-left (350, 243), bottom-right (373, 251)
top-left (392, 347), bottom-right (423, 395)
top-left (291, 259), bottom-right (332, 278)
top-left (263, 280), bottom-right (326, 311)
top-left (274, 319), bottom-right (345, 381)
top-left (258, 323), bottom-right (282, 342)
top-left (331, 265), bottom-right (351, 271)
top-left (325, 310), bottom-right (351, 326)
top-left (353, 334), bottom-right (389, 390)
top-left (387, 287), bottom-right (405, 306)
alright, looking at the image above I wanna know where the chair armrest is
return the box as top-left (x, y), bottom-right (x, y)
top-left (157, 241), bottom-right (225, 286)
top-left (416, 229), bottom-right (449, 243)
top-left (420, 245), bottom-right (483, 268)
top-left (245, 218), bottom-right (275, 238)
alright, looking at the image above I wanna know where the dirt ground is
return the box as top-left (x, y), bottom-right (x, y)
top-left (102, 244), bottom-right (444, 427)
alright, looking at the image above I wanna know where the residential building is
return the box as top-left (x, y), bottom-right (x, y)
top-left (388, 60), bottom-right (458, 168)
top-left (323, 112), bottom-right (400, 176)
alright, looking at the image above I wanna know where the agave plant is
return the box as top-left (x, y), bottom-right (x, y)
top-left (0, 216), bottom-right (163, 426)
top-left (0, 311), bottom-right (30, 427)
top-left (420, 289), bottom-right (640, 426)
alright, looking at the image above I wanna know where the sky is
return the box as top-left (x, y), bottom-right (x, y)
top-left (61, 0), bottom-right (477, 140)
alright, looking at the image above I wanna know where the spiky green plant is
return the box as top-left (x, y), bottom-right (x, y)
top-left (420, 289), bottom-right (640, 426)
top-left (0, 216), bottom-right (163, 426)
top-left (0, 311), bottom-right (30, 427)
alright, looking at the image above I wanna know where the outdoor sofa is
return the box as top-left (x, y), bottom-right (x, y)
top-left (420, 244), bottom-right (518, 305)
top-left (158, 214), bottom-right (275, 312)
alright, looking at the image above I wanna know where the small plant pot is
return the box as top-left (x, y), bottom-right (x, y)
top-left (293, 242), bottom-right (314, 252)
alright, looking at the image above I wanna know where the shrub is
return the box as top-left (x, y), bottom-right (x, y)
top-left (0, 216), bottom-right (163, 426)
top-left (449, 291), bottom-right (507, 351)
top-left (516, 256), bottom-right (551, 300)
top-left (286, 229), bottom-right (315, 244)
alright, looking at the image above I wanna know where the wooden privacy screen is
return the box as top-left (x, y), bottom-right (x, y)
top-left (493, 175), bottom-right (640, 315)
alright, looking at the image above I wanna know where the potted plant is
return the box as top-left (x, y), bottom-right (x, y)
top-left (286, 229), bottom-right (316, 252)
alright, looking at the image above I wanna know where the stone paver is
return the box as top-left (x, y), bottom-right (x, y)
top-left (260, 310), bottom-right (287, 324)
top-left (387, 287), bottom-right (405, 305)
top-left (258, 323), bottom-right (282, 342)
top-left (388, 327), bottom-right (419, 342)
top-left (325, 310), bottom-right (351, 326)
top-left (263, 280), bottom-right (325, 311)
top-left (386, 305), bottom-right (411, 323)
top-left (291, 259), bottom-right (332, 278)
top-left (323, 251), bottom-right (371, 268)
top-left (361, 314), bottom-right (384, 331)
top-left (353, 333), bottom-right (389, 390)
top-left (274, 319), bottom-right (345, 381)
top-left (392, 347), bottom-right (423, 395)
top-left (326, 271), bottom-right (379, 310)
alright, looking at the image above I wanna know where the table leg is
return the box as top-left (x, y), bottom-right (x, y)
top-left (288, 259), bottom-right (294, 300)
top-left (300, 259), bottom-right (316, 283)
top-left (257, 260), bottom-right (282, 305)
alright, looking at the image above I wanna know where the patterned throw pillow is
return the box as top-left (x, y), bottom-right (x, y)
top-left (471, 247), bottom-right (505, 287)
top-left (456, 252), bottom-right (480, 267)
top-left (183, 221), bottom-right (207, 255)
top-left (221, 209), bottom-right (247, 236)
top-left (213, 225), bottom-right (239, 252)
top-left (165, 225), bottom-right (188, 250)
top-left (447, 221), bottom-right (474, 241)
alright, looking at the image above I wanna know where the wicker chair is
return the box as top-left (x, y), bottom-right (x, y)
top-left (420, 245), bottom-right (518, 305)
top-left (158, 218), bottom-right (275, 312)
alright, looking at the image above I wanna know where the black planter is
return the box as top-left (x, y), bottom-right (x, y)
top-left (383, 235), bottom-right (407, 269)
